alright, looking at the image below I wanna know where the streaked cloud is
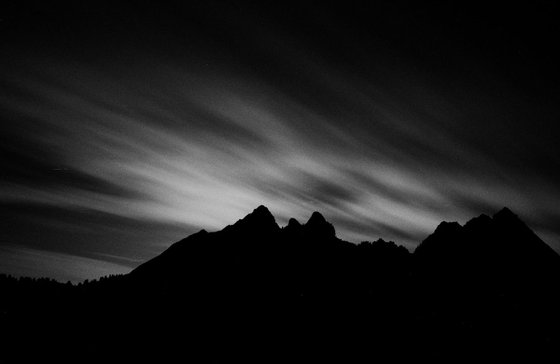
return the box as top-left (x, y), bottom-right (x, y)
top-left (0, 245), bottom-right (131, 283)
top-left (1, 2), bottom-right (559, 280)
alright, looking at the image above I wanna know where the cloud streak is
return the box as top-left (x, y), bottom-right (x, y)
top-left (1, 2), bottom-right (559, 280)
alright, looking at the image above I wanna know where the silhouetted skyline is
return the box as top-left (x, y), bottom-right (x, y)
top-left (2, 205), bottom-right (559, 362)
top-left (1, 1), bottom-right (560, 281)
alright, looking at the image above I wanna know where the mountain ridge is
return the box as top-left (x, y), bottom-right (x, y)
top-left (132, 205), bottom-right (559, 276)
top-left (2, 205), bottom-right (560, 363)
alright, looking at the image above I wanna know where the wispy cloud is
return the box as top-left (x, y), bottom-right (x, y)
top-left (1, 6), bottom-right (559, 280)
top-left (0, 245), bottom-right (131, 283)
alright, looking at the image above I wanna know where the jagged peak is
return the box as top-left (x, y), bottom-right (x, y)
top-left (464, 213), bottom-right (492, 229)
top-left (307, 211), bottom-right (327, 224)
top-left (283, 217), bottom-right (303, 235)
top-left (493, 207), bottom-right (518, 221)
top-left (253, 205), bottom-right (273, 217)
top-left (359, 239), bottom-right (411, 255)
top-left (287, 218), bottom-right (301, 228)
top-left (305, 211), bottom-right (336, 237)
top-left (230, 205), bottom-right (279, 231)
top-left (360, 238), bottom-right (397, 248)
top-left (433, 220), bottom-right (462, 234)
top-left (241, 205), bottom-right (274, 221)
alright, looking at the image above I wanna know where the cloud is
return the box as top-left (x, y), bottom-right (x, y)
top-left (0, 202), bottom-right (195, 270)
top-left (1, 4), bottom-right (559, 280)
top-left (0, 245), bottom-right (132, 283)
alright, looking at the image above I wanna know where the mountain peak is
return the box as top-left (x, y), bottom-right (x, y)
top-left (464, 213), bottom-right (492, 230)
top-left (308, 211), bottom-right (326, 223)
top-left (414, 207), bottom-right (560, 267)
top-left (242, 205), bottom-right (273, 220)
top-left (305, 211), bottom-right (336, 237)
top-left (230, 205), bottom-right (279, 232)
top-left (283, 217), bottom-right (303, 235)
top-left (493, 207), bottom-right (517, 221)
top-left (433, 220), bottom-right (462, 234)
top-left (253, 205), bottom-right (273, 217)
top-left (287, 217), bottom-right (301, 228)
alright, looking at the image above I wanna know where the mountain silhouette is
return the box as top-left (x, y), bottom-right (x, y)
top-left (416, 207), bottom-right (559, 264)
top-left (412, 207), bottom-right (560, 361)
top-left (1, 206), bottom-right (559, 363)
top-left (415, 207), bottom-right (560, 288)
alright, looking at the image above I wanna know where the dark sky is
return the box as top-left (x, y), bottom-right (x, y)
top-left (2, 1), bottom-right (560, 282)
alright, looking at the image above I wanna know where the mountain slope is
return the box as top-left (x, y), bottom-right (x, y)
top-left (412, 207), bottom-right (560, 361)
top-left (1, 205), bottom-right (559, 363)
top-left (414, 207), bottom-right (560, 285)
top-left (129, 205), bottom-right (410, 299)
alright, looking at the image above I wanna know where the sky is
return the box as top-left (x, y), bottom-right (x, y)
top-left (1, 1), bottom-right (560, 282)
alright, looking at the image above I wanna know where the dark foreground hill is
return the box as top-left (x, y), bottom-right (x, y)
top-left (1, 206), bottom-right (559, 363)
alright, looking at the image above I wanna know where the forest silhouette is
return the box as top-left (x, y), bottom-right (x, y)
top-left (1, 206), bottom-right (559, 363)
